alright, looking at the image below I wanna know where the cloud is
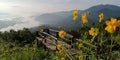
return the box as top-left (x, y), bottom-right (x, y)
top-left (0, 16), bottom-right (41, 31)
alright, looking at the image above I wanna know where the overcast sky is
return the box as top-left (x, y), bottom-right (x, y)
top-left (0, 0), bottom-right (120, 15)
top-left (0, 0), bottom-right (120, 31)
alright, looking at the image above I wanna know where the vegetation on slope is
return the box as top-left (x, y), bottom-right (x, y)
top-left (0, 10), bottom-right (120, 60)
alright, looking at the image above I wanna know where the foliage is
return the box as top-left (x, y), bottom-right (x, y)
top-left (0, 28), bottom-right (36, 46)
top-left (0, 39), bottom-right (56, 60)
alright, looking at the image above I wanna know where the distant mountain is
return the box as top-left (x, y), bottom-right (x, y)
top-left (33, 4), bottom-right (120, 31)
top-left (85, 4), bottom-right (120, 12)
top-left (85, 4), bottom-right (120, 19)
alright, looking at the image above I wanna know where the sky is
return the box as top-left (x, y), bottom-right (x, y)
top-left (0, 0), bottom-right (120, 14)
top-left (0, 0), bottom-right (120, 31)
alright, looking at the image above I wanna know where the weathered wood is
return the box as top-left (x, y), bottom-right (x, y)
top-left (49, 29), bottom-right (59, 32)
top-left (48, 29), bottom-right (73, 39)
top-left (36, 29), bottom-right (77, 52)
top-left (42, 32), bottom-right (58, 40)
top-left (37, 37), bottom-right (71, 50)
top-left (66, 34), bottom-right (73, 38)
top-left (37, 37), bottom-right (56, 50)
top-left (44, 43), bottom-right (56, 50)
top-left (57, 40), bottom-right (71, 48)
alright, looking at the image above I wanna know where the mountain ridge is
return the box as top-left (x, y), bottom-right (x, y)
top-left (33, 4), bottom-right (120, 31)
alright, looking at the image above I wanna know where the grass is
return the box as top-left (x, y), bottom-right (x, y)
top-left (0, 39), bottom-right (56, 60)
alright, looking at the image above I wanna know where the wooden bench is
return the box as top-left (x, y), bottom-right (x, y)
top-left (36, 28), bottom-right (73, 50)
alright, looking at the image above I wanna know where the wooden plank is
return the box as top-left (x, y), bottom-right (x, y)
top-left (46, 45), bottom-right (56, 50)
top-left (49, 29), bottom-right (59, 32)
top-left (37, 37), bottom-right (71, 49)
top-left (36, 37), bottom-right (42, 41)
top-left (37, 36), bottom-right (70, 47)
top-left (36, 37), bottom-right (56, 50)
top-left (36, 37), bottom-right (79, 55)
top-left (44, 43), bottom-right (56, 50)
top-left (66, 34), bottom-right (73, 38)
top-left (36, 37), bottom-right (55, 45)
top-left (57, 40), bottom-right (71, 48)
top-left (42, 32), bottom-right (58, 40)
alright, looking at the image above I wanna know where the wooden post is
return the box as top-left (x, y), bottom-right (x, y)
top-left (44, 45), bottom-right (47, 51)
top-left (56, 32), bottom-right (59, 44)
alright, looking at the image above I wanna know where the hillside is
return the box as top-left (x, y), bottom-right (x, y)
top-left (33, 4), bottom-right (120, 31)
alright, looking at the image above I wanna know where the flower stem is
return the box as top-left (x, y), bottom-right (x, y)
top-left (108, 33), bottom-right (113, 59)
top-left (100, 32), bottom-right (103, 46)
top-left (91, 36), bottom-right (96, 43)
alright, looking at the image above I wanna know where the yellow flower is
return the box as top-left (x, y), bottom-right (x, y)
top-left (89, 27), bottom-right (99, 36)
top-left (118, 20), bottom-right (120, 26)
top-left (99, 13), bottom-right (104, 22)
top-left (40, 29), bottom-right (44, 32)
top-left (57, 43), bottom-right (62, 50)
top-left (81, 13), bottom-right (88, 23)
top-left (58, 30), bottom-right (66, 38)
top-left (105, 18), bottom-right (120, 33)
top-left (61, 57), bottom-right (65, 60)
top-left (78, 43), bottom-right (83, 48)
top-left (58, 50), bottom-right (63, 54)
top-left (73, 9), bottom-right (78, 21)
top-left (58, 49), bottom-right (66, 56)
top-left (106, 18), bottom-right (120, 26)
top-left (105, 25), bottom-right (116, 33)
top-left (73, 16), bottom-right (78, 21)
top-left (78, 55), bottom-right (83, 60)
